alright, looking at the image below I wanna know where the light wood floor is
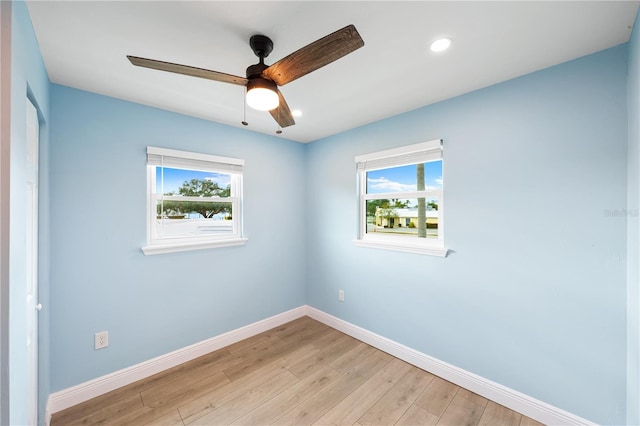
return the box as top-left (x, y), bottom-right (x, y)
top-left (51, 316), bottom-right (545, 426)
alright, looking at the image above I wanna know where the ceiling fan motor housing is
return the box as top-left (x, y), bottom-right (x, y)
top-left (249, 34), bottom-right (274, 59)
top-left (247, 35), bottom-right (273, 80)
top-left (246, 62), bottom-right (269, 79)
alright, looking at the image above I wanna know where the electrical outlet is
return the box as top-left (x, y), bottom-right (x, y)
top-left (95, 331), bottom-right (109, 350)
top-left (339, 289), bottom-right (345, 302)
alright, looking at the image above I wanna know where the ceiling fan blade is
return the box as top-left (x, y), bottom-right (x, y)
top-left (262, 24), bottom-right (364, 86)
top-left (127, 55), bottom-right (248, 86)
top-left (269, 90), bottom-right (295, 128)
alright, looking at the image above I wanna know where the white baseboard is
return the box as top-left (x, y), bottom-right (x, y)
top-left (47, 304), bottom-right (594, 426)
top-left (305, 306), bottom-right (595, 426)
top-left (45, 306), bottom-right (308, 424)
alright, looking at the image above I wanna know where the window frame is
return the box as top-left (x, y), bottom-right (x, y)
top-left (354, 139), bottom-right (448, 257)
top-left (142, 146), bottom-right (247, 255)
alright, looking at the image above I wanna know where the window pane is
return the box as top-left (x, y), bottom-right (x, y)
top-left (366, 161), bottom-right (442, 194)
top-left (156, 167), bottom-right (231, 197)
top-left (365, 198), bottom-right (439, 238)
top-left (153, 166), bottom-right (236, 240)
top-left (156, 201), bottom-right (233, 238)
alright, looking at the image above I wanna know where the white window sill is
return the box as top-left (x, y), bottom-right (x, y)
top-left (353, 239), bottom-right (448, 257)
top-left (142, 238), bottom-right (248, 255)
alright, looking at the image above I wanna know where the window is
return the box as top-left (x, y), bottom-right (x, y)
top-left (354, 139), bottom-right (447, 256)
top-left (142, 146), bottom-right (247, 255)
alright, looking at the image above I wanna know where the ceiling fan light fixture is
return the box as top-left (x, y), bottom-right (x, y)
top-left (246, 78), bottom-right (279, 111)
top-left (430, 37), bottom-right (452, 53)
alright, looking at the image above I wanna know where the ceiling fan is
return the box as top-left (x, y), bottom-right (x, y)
top-left (127, 25), bottom-right (364, 130)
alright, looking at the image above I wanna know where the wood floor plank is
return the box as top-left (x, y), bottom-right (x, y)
top-left (289, 333), bottom-right (360, 379)
top-left (329, 342), bottom-right (377, 373)
top-left (222, 334), bottom-right (324, 382)
top-left (178, 344), bottom-right (318, 424)
top-left (228, 316), bottom-right (315, 353)
top-left (106, 404), bottom-right (183, 426)
top-left (413, 376), bottom-right (459, 417)
top-left (222, 317), bottom-right (319, 354)
top-left (129, 347), bottom-right (232, 395)
top-left (312, 358), bottom-right (413, 426)
top-left (271, 353), bottom-right (391, 426)
top-left (62, 393), bottom-right (144, 426)
top-left (357, 366), bottom-right (434, 426)
top-left (140, 370), bottom-right (230, 409)
top-left (177, 368), bottom-right (284, 424)
top-left (143, 409), bottom-right (184, 426)
top-left (140, 336), bottom-right (282, 397)
top-left (58, 346), bottom-right (235, 424)
top-left (227, 334), bottom-right (287, 359)
top-left (394, 404), bottom-right (439, 426)
top-left (296, 324), bottom-right (337, 345)
top-left (230, 366), bottom-right (343, 425)
top-left (437, 393), bottom-right (486, 426)
top-left (186, 370), bottom-right (299, 425)
top-left (51, 380), bottom-right (146, 425)
top-left (277, 318), bottom-right (331, 343)
top-left (269, 316), bottom-right (317, 335)
top-left (224, 331), bottom-right (279, 355)
top-left (478, 401), bottom-right (522, 426)
top-left (308, 327), bottom-right (349, 349)
top-left (194, 335), bottom-right (289, 378)
top-left (457, 387), bottom-right (489, 408)
top-left (371, 349), bottom-right (394, 362)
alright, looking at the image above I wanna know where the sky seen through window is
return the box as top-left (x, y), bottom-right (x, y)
top-left (156, 167), bottom-right (231, 194)
top-left (366, 161), bottom-right (442, 195)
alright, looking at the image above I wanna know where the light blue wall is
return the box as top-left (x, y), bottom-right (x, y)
top-left (627, 7), bottom-right (640, 426)
top-left (48, 85), bottom-right (307, 391)
top-left (14, 3), bottom-right (635, 423)
top-left (306, 46), bottom-right (628, 424)
top-left (10, 1), bottom-right (50, 425)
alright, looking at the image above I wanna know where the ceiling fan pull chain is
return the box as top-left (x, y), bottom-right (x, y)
top-left (242, 86), bottom-right (248, 126)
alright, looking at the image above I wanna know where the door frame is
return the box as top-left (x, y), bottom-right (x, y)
top-left (26, 97), bottom-right (39, 426)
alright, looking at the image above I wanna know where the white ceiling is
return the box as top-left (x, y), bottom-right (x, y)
top-left (26, 1), bottom-right (639, 143)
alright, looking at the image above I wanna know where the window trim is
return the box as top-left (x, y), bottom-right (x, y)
top-left (354, 139), bottom-right (448, 257)
top-left (142, 146), bottom-right (247, 255)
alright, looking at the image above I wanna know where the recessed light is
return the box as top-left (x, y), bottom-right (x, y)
top-left (430, 37), bottom-right (452, 53)
top-left (292, 110), bottom-right (302, 117)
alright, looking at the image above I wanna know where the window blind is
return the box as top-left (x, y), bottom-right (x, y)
top-left (355, 139), bottom-right (442, 171)
top-left (147, 146), bottom-right (244, 174)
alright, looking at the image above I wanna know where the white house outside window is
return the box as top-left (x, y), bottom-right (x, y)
top-left (354, 139), bottom-right (447, 257)
top-left (142, 146), bottom-right (246, 255)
